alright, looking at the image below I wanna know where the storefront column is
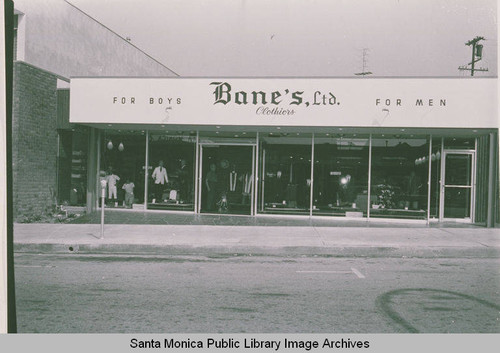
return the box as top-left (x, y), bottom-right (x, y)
top-left (438, 137), bottom-right (445, 221)
top-left (143, 131), bottom-right (149, 209)
top-left (426, 136), bottom-right (432, 223)
top-left (85, 127), bottom-right (98, 214)
top-left (486, 132), bottom-right (497, 227)
top-left (251, 145), bottom-right (256, 216)
top-left (309, 134), bottom-right (315, 217)
top-left (366, 134), bottom-right (372, 220)
top-left (194, 131), bottom-right (200, 214)
top-left (254, 132), bottom-right (259, 216)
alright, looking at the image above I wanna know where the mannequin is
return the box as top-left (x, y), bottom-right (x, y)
top-left (151, 160), bottom-right (168, 201)
top-left (105, 166), bottom-right (120, 207)
top-left (205, 163), bottom-right (218, 211)
top-left (178, 159), bottom-right (191, 202)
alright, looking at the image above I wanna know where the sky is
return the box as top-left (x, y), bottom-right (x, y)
top-left (69, 0), bottom-right (498, 77)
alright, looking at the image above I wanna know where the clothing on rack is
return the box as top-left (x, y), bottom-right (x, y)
top-left (229, 171), bottom-right (237, 191)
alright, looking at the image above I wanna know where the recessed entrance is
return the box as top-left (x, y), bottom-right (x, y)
top-left (199, 144), bottom-right (255, 215)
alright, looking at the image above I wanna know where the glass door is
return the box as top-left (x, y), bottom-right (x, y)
top-left (440, 151), bottom-right (475, 221)
top-left (199, 144), bottom-right (254, 215)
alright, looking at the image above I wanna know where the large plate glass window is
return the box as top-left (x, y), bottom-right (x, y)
top-left (370, 135), bottom-right (429, 220)
top-left (148, 131), bottom-right (196, 211)
top-left (100, 130), bottom-right (146, 208)
top-left (313, 134), bottom-right (369, 217)
top-left (57, 128), bottom-right (88, 206)
top-left (259, 133), bottom-right (312, 215)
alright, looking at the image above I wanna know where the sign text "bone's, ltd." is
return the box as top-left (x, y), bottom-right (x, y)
top-left (210, 81), bottom-right (340, 108)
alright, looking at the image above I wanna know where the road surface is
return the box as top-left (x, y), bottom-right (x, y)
top-left (14, 253), bottom-right (500, 333)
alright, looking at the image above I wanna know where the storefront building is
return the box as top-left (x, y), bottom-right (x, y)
top-left (69, 78), bottom-right (499, 226)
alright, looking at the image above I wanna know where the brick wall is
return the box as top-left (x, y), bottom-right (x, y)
top-left (12, 61), bottom-right (58, 219)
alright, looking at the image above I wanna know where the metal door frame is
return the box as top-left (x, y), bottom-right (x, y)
top-left (439, 149), bottom-right (476, 222)
top-left (197, 142), bottom-right (257, 215)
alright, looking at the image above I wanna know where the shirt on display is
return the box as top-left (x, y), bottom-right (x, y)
top-left (152, 166), bottom-right (169, 184)
top-left (106, 174), bottom-right (120, 187)
top-left (122, 182), bottom-right (135, 194)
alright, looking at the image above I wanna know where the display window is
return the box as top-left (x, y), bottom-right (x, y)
top-left (147, 132), bottom-right (196, 211)
top-left (200, 145), bottom-right (254, 215)
top-left (370, 135), bottom-right (430, 219)
top-left (313, 134), bottom-right (370, 217)
top-left (100, 130), bottom-right (146, 208)
top-left (259, 134), bottom-right (312, 215)
top-left (91, 127), bottom-right (487, 224)
top-left (57, 129), bottom-right (88, 206)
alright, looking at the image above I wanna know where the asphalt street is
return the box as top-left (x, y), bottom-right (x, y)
top-left (14, 252), bottom-right (500, 333)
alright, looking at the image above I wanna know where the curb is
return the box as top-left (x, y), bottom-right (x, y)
top-left (14, 243), bottom-right (500, 259)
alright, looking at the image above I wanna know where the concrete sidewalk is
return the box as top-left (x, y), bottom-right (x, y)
top-left (13, 223), bottom-right (500, 258)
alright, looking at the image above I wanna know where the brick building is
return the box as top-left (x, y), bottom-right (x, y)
top-left (12, 0), bottom-right (177, 219)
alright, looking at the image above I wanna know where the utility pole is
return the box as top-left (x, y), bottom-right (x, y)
top-left (354, 48), bottom-right (372, 76)
top-left (458, 36), bottom-right (488, 76)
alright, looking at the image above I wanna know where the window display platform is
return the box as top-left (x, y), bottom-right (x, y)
top-left (263, 206), bottom-right (310, 215)
top-left (370, 208), bottom-right (426, 220)
top-left (148, 202), bottom-right (194, 211)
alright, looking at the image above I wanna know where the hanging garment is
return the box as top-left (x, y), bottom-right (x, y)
top-left (229, 171), bottom-right (237, 191)
top-left (243, 173), bottom-right (252, 194)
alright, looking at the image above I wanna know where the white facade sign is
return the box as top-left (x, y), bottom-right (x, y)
top-left (70, 78), bottom-right (498, 128)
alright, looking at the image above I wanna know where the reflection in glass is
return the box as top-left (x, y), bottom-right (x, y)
top-left (57, 129), bottom-right (88, 206)
top-left (148, 133), bottom-right (196, 211)
top-left (444, 188), bottom-right (471, 218)
top-left (313, 135), bottom-right (369, 216)
top-left (444, 154), bottom-right (472, 186)
top-left (443, 137), bottom-right (475, 150)
top-left (260, 135), bottom-right (311, 214)
top-left (370, 137), bottom-right (429, 219)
